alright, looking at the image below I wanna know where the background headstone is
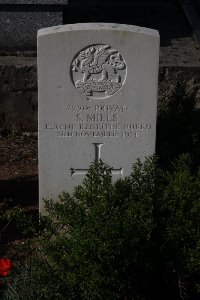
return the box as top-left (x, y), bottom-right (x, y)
top-left (38, 23), bottom-right (159, 211)
top-left (0, 0), bottom-right (68, 51)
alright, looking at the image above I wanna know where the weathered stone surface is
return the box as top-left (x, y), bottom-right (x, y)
top-left (0, 11), bottom-right (64, 51)
top-left (0, 0), bottom-right (68, 51)
top-left (0, 57), bottom-right (37, 132)
top-left (38, 23), bottom-right (159, 211)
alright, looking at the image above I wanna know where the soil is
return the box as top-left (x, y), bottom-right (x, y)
top-left (0, 134), bottom-right (38, 248)
top-left (0, 134), bottom-right (38, 180)
top-left (0, 133), bottom-right (38, 215)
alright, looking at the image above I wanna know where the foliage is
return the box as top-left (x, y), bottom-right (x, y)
top-left (157, 80), bottom-right (200, 168)
top-left (1, 155), bottom-right (200, 300)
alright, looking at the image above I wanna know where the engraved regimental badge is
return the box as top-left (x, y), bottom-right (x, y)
top-left (71, 44), bottom-right (127, 99)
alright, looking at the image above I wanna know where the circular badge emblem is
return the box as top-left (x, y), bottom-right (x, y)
top-left (70, 44), bottom-right (127, 99)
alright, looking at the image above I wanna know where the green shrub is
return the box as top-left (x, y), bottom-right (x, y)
top-left (2, 155), bottom-right (200, 300)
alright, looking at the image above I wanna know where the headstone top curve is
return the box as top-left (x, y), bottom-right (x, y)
top-left (37, 23), bottom-right (159, 38)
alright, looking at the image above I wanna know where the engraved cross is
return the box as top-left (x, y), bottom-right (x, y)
top-left (70, 143), bottom-right (123, 176)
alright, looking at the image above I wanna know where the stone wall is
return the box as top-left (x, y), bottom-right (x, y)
top-left (0, 57), bottom-right (37, 133)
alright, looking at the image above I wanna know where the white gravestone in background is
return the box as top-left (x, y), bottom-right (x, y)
top-left (38, 23), bottom-right (160, 211)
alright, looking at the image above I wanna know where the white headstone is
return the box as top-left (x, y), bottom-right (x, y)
top-left (38, 23), bottom-right (160, 212)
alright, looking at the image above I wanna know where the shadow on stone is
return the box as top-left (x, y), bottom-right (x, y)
top-left (64, 0), bottom-right (193, 47)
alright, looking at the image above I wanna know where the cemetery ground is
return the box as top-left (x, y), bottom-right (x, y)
top-left (0, 133), bottom-right (37, 181)
top-left (0, 133), bottom-right (38, 251)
